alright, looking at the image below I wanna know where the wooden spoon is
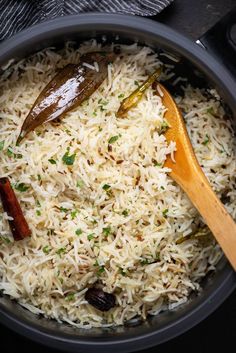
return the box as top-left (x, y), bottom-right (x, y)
top-left (157, 83), bottom-right (236, 270)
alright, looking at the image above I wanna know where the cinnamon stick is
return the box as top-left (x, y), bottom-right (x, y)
top-left (0, 177), bottom-right (31, 241)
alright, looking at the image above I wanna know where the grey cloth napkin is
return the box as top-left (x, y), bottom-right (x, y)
top-left (0, 0), bottom-right (173, 41)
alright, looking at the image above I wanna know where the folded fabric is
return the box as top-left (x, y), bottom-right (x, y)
top-left (0, 0), bottom-right (173, 41)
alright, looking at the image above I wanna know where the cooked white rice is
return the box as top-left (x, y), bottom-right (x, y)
top-left (0, 41), bottom-right (235, 328)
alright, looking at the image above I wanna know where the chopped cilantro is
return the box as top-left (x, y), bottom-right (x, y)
top-left (97, 266), bottom-right (105, 276)
top-left (36, 200), bottom-right (41, 207)
top-left (122, 209), bottom-right (129, 217)
top-left (134, 80), bottom-right (139, 86)
top-left (60, 207), bottom-right (68, 213)
top-left (0, 141), bottom-right (4, 151)
top-left (42, 245), bottom-right (50, 254)
top-left (207, 107), bottom-right (214, 115)
top-left (118, 93), bottom-right (125, 99)
top-left (108, 135), bottom-right (119, 144)
top-left (103, 227), bottom-right (111, 237)
top-left (75, 228), bottom-right (82, 236)
top-left (102, 184), bottom-right (111, 191)
top-left (93, 259), bottom-right (105, 275)
top-left (87, 233), bottom-right (95, 241)
top-left (37, 174), bottom-right (41, 181)
top-left (56, 247), bottom-right (66, 257)
top-left (1, 236), bottom-right (11, 244)
top-left (159, 120), bottom-right (169, 134)
top-left (118, 267), bottom-right (126, 276)
top-left (76, 179), bottom-right (84, 188)
top-left (65, 293), bottom-right (75, 301)
top-left (154, 161), bottom-right (162, 167)
top-left (7, 147), bottom-right (13, 157)
top-left (36, 210), bottom-right (41, 216)
top-left (162, 208), bottom-right (168, 218)
top-left (15, 183), bottom-right (29, 192)
top-left (160, 186), bottom-right (165, 190)
top-left (140, 254), bottom-right (159, 265)
top-left (93, 259), bottom-right (99, 267)
top-left (202, 134), bottom-right (210, 145)
top-left (48, 158), bottom-right (57, 164)
top-left (62, 149), bottom-right (76, 165)
top-left (93, 110), bottom-right (97, 116)
top-left (71, 209), bottom-right (78, 220)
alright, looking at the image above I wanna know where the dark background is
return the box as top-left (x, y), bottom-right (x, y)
top-left (1, 0), bottom-right (236, 352)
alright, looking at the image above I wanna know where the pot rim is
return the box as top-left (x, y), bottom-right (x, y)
top-left (0, 12), bottom-right (235, 352)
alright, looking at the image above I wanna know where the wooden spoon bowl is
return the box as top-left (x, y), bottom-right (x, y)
top-left (157, 83), bottom-right (236, 270)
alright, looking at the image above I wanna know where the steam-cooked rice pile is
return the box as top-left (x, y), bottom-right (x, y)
top-left (0, 42), bottom-right (235, 328)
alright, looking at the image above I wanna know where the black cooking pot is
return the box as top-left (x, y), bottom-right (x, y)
top-left (0, 10), bottom-right (236, 353)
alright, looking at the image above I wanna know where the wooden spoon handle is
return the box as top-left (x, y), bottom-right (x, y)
top-left (176, 166), bottom-right (236, 270)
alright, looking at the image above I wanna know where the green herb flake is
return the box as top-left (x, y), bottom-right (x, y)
top-left (37, 174), bottom-right (41, 181)
top-left (122, 209), bottom-right (129, 217)
top-left (15, 183), bottom-right (29, 192)
top-left (7, 147), bottom-right (13, 157)
top-left (76, 179), bottom-right (84, 188)
top-left (87, 233), bottom-right (95, 241)
top-left (98, 127), bottom-right (103, 132)
top-left (140, 254), bottom-right (160, 265)
top-left (202, 134), bottom-right (210, 146)
top-left (159, 120), bottom-right (169, 134)
top-left (36, 200), bottom-right (41, 207)
top-left (42, 245), bottom-right (50, 254)
top-left (102, 184), bottom-right (111, 191)
top-left (71, 209), bottom-right (78, 220)
top-left (1, 236), bottom-right (11, 244)
top-left (103, 227), bottom-right (111, 237)
top-left (118, 93), bottom-right (125, 99)
top-left (48, 158), bottom-right (57, 165)
top-left (62, 150), bottom-right (76, 165)
top-left (108, 135), bottom-right (119, 144)
top-left (154, 161), bottom-right (162, 167)
top-left (36, 210), bottom-right (41, 216)
top-left (56, 247), bottom-right (66, 257)
top-left (75, 228), bottom-right (83, 236)
top-left (97, 266), bottom-right (105, 276)
top-left (60, 207), bottom-right (68, 213)
top-left (93, 259), bottom-right (99, 267)
top-left (98, 99), bottom-right (108, 105)
top-left (140, 258), bottom-right (150, 265)
top-left (65, 293), bottom-right (75, 301)
top-left (134, 80), bottom-right (139, 86)
top-left (160, 186), bottom-right (165, 190)
top-left (207, 107), bottom-right (214, 115)
top-left (93, 110), bottom-right (97, 117)
top-left (0, 141), bottom-right (4, 151)
top-left (118, 267), bottom-right (126, 276)
top-left (162, 208), bottom-right (169, 218)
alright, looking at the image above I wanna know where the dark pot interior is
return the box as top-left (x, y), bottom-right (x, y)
top-left (0, 13), bottom-right (235, 353)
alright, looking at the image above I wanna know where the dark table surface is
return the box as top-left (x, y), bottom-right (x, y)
top-left (1, 0), bottom-right (236, 352)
